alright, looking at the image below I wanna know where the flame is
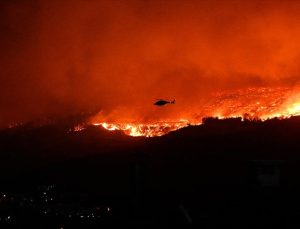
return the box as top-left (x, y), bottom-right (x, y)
top-left (84, 87), bottom-right (300, 137)
top-left (93, 121), bottom-right (191, 137)
top-left (287, 103), bottom-right (300, 116)
top-left (68, 124), bottom-right (86, 132)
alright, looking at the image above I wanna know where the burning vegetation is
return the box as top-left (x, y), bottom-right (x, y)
top-left (93, 121), bottom-right (189, 138)
top-left (88, 86), bottom-right (300, 137)
top-left (3, 1), bottom-right (300, 138)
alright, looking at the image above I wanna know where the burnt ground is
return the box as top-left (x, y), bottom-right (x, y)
top-left (1, 116), bottom-right (300, 227)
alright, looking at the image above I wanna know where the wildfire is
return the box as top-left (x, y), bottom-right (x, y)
top-left (86, 87), bottom-right (300, 137)
top-left (93, 121), bottom-right (190, 137)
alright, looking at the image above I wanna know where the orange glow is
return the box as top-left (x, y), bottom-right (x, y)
top-left (88, 86), bottom-right (300, 137)
top-left (4, 1), bottom-right (300, 132)
top-left (68, 124), bottom-right (86, 132)
top-left (286, 103), bottom-right (300, 116)
top-left (93, 121), bottom-right (190, 137)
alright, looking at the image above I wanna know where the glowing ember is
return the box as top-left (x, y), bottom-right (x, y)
top-left (8, 122), bottom-right (24, 129)
top-left (93, 121), bottom-right (190, 137)
top-left (68, 124), bottom-right (86, 132)
top-left (87, 87), bottom-right (300, 137)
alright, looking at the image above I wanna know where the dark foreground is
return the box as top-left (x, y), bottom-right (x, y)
top-left (1, 116), bottom-right (300, 228)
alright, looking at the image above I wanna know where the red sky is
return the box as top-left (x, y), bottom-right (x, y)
top-left (1, 0), bottom-right (300, 126)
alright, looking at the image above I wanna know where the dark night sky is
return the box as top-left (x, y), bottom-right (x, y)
top-left (2, 0), bottom-right (300, 127)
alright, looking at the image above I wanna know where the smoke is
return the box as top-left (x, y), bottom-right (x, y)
top-left (1, 0), bottom-right (300, 126)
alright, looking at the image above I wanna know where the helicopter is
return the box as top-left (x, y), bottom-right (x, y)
top-left (154, 99), bottom-right (176, 106)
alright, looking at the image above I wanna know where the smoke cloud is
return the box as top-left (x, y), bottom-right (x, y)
top-left (1, 0), bottom-right (300, 126)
